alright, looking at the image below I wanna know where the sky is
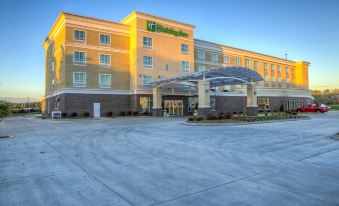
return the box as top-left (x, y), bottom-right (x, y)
top-left (0, 0), bottom-right (338, 99)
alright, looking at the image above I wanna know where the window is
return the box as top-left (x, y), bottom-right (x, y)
top-left (254, 61), bottom-right (258, 70)
top-left (188, 97), bottom-right (198, 112)
top-left (143, 56), bottom-right (153, 68)
top-left (277, 65), bottom-right (281, 72)
top-left (286, 78), bottom-right (289, 83)
top-left (211, 53), bottom-right (218, 63)
top-left (74, 30), bottom-right (85, 41)
top-left (210, 98), bottom-right (216, 111)
top-left (271, 64), bottom-right (275, 72)
top-left (198, 65), bottom-right (207, 72)
top-left (272, 76), bottom-right (275, 82)
top-left (99, 54), bottom-right (110, 65)
top-left (139, 97), bottom-right (152, 113)
top-left (181, 44), bottom-right (189, 53)
top-left (198, 50), bottom-right (205, 60)
top-left (182, 61), bottom-right (189, 72)
top-left (224, 56), bottom-right (230, 64)
top-left (143, 37), bottom-right (152, 49)
top-left (73, 51), bottom-right (86, 66)
top-left (264, 75), bottom-right (268, 81)
top-left (51, 61), bottom-right (55, 71)
top-left (264, 63), bottom-right (268, 71)
top-left (235, 57), bottom-right (241, 65)
top-left (166, 64), bottom-right (169, 71)
top-left (99, 74), bottom-right (111, 88)
top-left (286, 67), bottom-right (289, 74)
top-left (143, 75), bottom-right (152, 85)
top-left (73, 72), bottom-right (86, 87)
top-left (100, 34), bottom-right (110, 45)
top-left (258, 97), bottom-right (270, 111)
top-left (52, 79), bottom-right (55, 85)
top-left (278, 77), bottom-right (282, 82)
top-left (245, 59), bottom-right (250, 68)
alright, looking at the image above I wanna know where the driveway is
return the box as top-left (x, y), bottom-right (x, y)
top-left (1, 112), bottom-right (339, 205)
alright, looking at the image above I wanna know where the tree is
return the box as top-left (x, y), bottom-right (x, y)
top-left (0, 102), bottom-right (11, 118)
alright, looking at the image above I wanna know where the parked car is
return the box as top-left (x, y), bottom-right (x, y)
top-left (320, 104), bottom-right (331, 111)
top-left (296, 104), bottom-right (328, 113)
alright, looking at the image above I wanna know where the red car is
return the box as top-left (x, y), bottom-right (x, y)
top-left (296, 104), bottom-right (328, 113)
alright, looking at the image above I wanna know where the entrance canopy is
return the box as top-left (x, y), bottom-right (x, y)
top-left (147, 66), bottom-right (263, 87)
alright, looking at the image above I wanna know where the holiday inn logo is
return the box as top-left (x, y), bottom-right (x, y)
top-left (146, 20), bottom-right (189, 38)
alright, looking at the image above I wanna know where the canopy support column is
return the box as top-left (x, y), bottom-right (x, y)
top-left (152, 87), bottom-right (162, 117)
top-left (247, 84), bottom-right (258, 116)
top-left (198, 80), bottom-right (211, 117)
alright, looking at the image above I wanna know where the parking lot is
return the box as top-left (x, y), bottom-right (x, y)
top-left (1, 112), bottom-right (339, 205)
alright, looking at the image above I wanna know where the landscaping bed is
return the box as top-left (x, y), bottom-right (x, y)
top-left (187, 112), bottom-right (307, 124)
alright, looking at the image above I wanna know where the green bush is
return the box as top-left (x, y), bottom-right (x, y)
top-left (330, 105), bottom-right (339, 110)
top-left (0, 102), bottom-right (11, 118)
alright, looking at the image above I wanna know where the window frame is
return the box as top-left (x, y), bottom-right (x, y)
top-left (73, 51), bottom-right (86, 66)
top-left (245, 59), bottom-right (250, 68)
top-left (210, 97), bottom-right (216, 111)
top-left (198, 65), bottom-right (207, 72)
top-left (253, 61), bottom-right (258, 70)
top-left (235, 57), bottom-right (241, 66)
top-left (73, 29), bottom-right (86, 42)
top-left (51, 61), bottom-right (55, 71)
top-left (98, 73), bottom-right (112, 88)
top-left (143, 36), bottom-right (153, 49)
top-left (211, 53), bottom-right (218, 63)
top-left (224, 55), bottom-right (230, 64)
top-left (99, 33), bottom-right (111, 45)
top-left (99, 53), bottom-right (111, 66)
top-left (198, 50), bottom-right (206, 60)
top-left (181, 44), bottom-right (189, 54)
top-left (271, 64), bottom-right (275, 72)
top-left (73, 72), bottom-right (86, 87)
top-left (142, 75), bottom-right (153, 85)
top-left (143, 56), bottom-right (153, 68)
top-left (181, 61), bottom-right (190, 72)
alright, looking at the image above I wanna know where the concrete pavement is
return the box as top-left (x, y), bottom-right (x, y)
top-left (0, 112), bottom-right (339, 205)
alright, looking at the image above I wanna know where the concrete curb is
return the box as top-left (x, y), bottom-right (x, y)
top-left (183, 116), bottom-right (311, 126)
top-left (330, 134), bottom-right (339, 140)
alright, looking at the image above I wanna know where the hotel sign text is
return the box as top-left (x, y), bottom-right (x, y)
top-left (146, 20), bottom-right (189, 38)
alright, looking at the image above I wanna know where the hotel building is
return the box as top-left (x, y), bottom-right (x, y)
top-left (42, 11), bottom-right (312, 117)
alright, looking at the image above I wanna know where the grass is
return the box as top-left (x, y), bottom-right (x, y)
top-left (330, 105), bottom-right (339, 110)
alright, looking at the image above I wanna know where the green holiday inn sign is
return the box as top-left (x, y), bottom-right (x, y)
top-left (146, 20), bottom-right (189, 38)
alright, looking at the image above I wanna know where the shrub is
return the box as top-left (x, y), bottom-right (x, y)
top-left (218, 113), bottom-right (225, 120)
top-left (84, 112), bottom-right (90, 117)
top-left (61, 113), bottom-right (67, 118)
top-left (132, 111), bottom-right (138, 116)
top-left (196, 117), bottom-right (203, 121)
top-left (188, 117), bottom-right (194, 121)
top-left (127, 111), bottom-right (132, 116)
top-left (120, 111), bottom-right (126, 116)
top-left (0, 102), bottom-right (11, 118)
top-left (71, 112), bottom-right (77, 117)
top-left (211, 115), bottom-right (218, 120)
top-left (225, 112), bottom-right (232, 119)
top-left (106, 112), bottom-right (113, 117)
top-left (143, 111), bottom-right (150, 116)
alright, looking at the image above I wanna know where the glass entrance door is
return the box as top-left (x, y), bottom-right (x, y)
top-left (164, 100), bottom-right (183, 116)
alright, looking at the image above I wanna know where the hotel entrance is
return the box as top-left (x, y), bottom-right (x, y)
top-left (164, 100), bottom-right (183, 116)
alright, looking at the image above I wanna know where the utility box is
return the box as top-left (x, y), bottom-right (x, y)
top-left (51, 111), bottom-right (61, 119)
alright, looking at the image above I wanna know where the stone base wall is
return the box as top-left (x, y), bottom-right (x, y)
top-left (44, 93), bottom-right (130, 117)
top-left (43, 93), bottom-right (313, 117)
